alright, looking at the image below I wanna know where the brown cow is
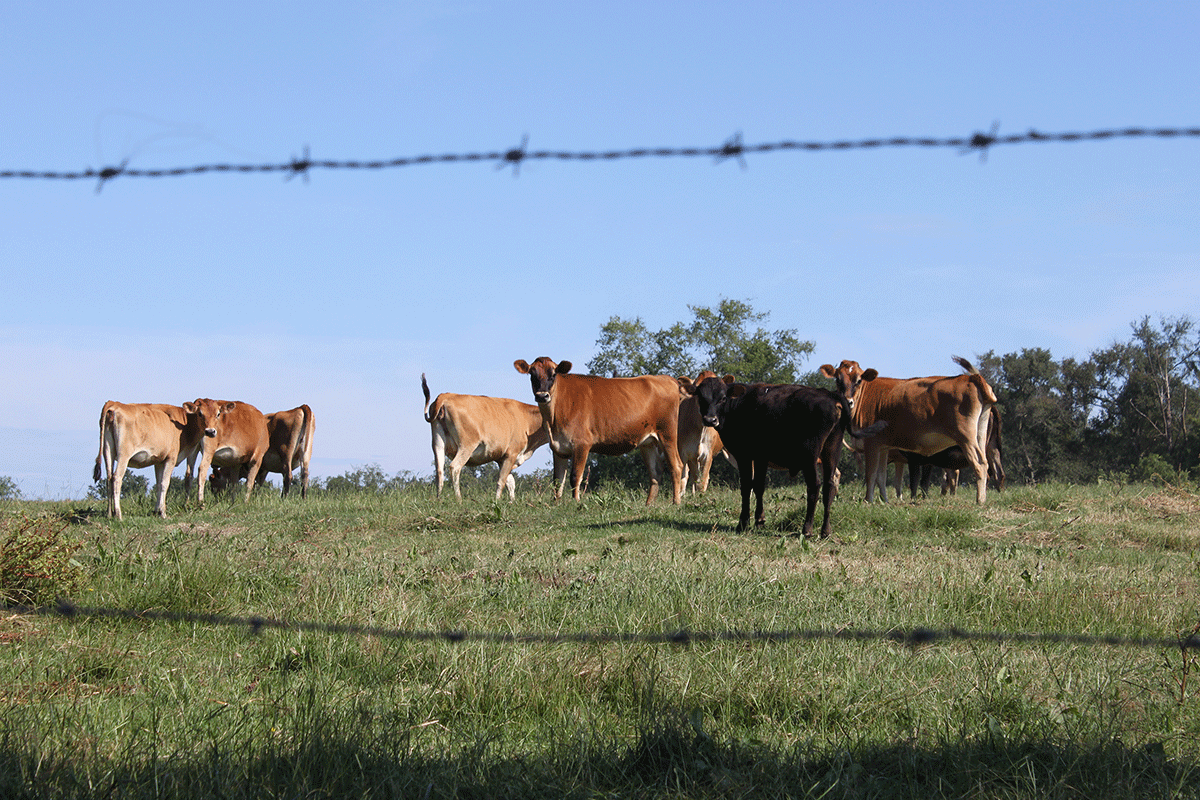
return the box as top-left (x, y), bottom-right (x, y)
top-left (93, 401), bottom-right (205, 520)
top-left (513, 357), bottom-right (684, 505)
top-left (821, 356), bottom-right (998, 504)
top-left (939, 406), bottom-right (1006, 495)
top-left (186, 399), bottom-right (270, 505)
top-left (422, 374), bottom-right (553, 501)
top-left (209, 405), bottom-right (316, 499)
top-left (676, 370), bottom-right (726, 493)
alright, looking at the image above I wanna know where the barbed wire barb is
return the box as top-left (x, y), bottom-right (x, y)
top-left (962, 121), bottom-right (1001, 163)
top-left (94, 159), bottom-right (128, 193)
top-left (286, 145), bottom-right (312, 183)
top-left (499, 134), bottom-right (528, 177)
top-left (715, 131), bottom-right (747, 169)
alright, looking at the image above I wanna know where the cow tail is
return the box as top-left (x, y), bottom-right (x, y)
top-left (95, 405), bottom-right (116, 481)
top-left (953, 355), bottom-right (1000, 405)
top-left (421, 374), bottom-right (435, 422)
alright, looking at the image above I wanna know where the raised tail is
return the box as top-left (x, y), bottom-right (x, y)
top-left (421, 373), bottom-right (435, 422)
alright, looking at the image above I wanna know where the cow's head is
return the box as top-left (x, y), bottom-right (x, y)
top-left (819, 361), bottom-right (878, 409)
top-left (679, 374), bottom-right (739, 429)
top-left (513, 357), bottom-right (572, 405)
top-left (183, 398), bottom-right (237, 438)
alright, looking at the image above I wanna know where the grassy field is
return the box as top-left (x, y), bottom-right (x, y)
top-left (2, 477), bottom-right (1199, 799)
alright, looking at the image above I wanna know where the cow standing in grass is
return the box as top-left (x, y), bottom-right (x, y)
top-left (681, 375), bottom-right (883, 537)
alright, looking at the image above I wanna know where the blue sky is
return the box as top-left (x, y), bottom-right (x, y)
top-left (2, 1), bottom-right (1197, 499)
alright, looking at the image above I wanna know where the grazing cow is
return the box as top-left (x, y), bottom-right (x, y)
top-left (186, 399), bottom-right (270, 505)
top-left (93, 401), bottom-right (205, 520)
top-left (513, 357), bottom-right (684, 505)
top-left (209, 405), bottom-right (316, 498)
top-left (422, 374), bottom-right (552, 501)
top-left (681, 375), bottom-right (884, 536)
top-left (821, 356), bottom-right (998, 504)
top-left (677, 370), bottom-right (727, 493)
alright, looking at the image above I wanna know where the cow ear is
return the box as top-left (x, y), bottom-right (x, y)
top-left (676, 376), bottom-right (696, 394)
top-left (727, 384), bottom-right (747, 398)
top-left (222, 402), bottom-right (237, 412)
top-left (182, 402), bottom-right (196, 413)
top-left (819, 364), bottom-right (835, 378)
top-left (557, 361), bottom-right (573, 375)
top-left (721, 374), bottom-right (735, 384)
top-left (862, 368), bottom-right (879, 381)
top-left (514, 360), bottom-right (530, 374)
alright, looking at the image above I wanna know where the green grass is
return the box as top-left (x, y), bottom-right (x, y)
top-left (2, 479), bottom-right (1199, 798)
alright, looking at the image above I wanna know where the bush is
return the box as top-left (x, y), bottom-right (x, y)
top-left (0, 476), bottom-right (20, 500)
top-left (0, 516), bottom-right (87, 607)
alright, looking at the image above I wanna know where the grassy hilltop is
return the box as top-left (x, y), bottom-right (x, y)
top-left (2, 479), bottom-right (1199, 799)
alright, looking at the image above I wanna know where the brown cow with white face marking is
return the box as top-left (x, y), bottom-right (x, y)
top-left (186, 398), bottom-right (270, 505)
top-left (513, 357), bottom-right (685, 505)
top-left (93, 401), bottom-right (205, 520)
top-left (676, 370), bottom-right (726, 493)
top-left (821, 356), bottom-right (998, 504)
top-left (422, 374), bottom-right (553, 501)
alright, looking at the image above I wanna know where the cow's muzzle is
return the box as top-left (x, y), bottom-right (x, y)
top-left (204, 428), bottom-right (218, 437)
top-left (702, 415), bottom-right (720, 429)
top-left (534, 392), bottom-right (551, 405)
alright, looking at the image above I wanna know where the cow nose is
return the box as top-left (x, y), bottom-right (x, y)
top-left (534, 392), bottom-right (550, 404)
top-left (702, 415), bottom-right (719, 428)
top-left (205, 427), bottom-right (217, 437)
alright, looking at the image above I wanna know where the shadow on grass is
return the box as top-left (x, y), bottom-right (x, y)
top-left (4, 708), bottom-right (1196, 800)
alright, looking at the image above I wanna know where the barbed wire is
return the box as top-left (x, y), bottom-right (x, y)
top-left (2, 125), bottom-right (1198, 192)
top-left (6, 601), bottom-right (1199, 652)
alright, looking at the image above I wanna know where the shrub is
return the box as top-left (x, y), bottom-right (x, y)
top-left (0, 476), bottom-right (20, 500)
top-left (0, 516), bottom-right (87, 607)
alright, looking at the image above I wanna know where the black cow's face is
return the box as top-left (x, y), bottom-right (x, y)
top-left (513, 357), bottom-right (572, 405)
top-left (691, 376), bottom-right (731, 429)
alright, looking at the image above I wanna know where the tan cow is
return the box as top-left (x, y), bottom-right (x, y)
top-left (186, 399), bottom-right (270, 505)
top-left (676, 370), bottom-right (726, 493)
top-left (422, 374), bottom-right (552, 501)
top-left (93, 401), bottom-right (205, 520)
top-left (513, 357), bottom-right (684, 505)
top-left (209, 405), bottom-right (315, 498)
top-left (821, 356), bottom-right (998, 504)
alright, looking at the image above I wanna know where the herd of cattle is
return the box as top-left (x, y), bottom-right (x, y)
top-left (93, 355), bottom-right (1005, 537)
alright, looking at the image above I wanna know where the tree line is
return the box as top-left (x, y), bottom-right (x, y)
top-left (587, 300), bottom-right (1200, 488)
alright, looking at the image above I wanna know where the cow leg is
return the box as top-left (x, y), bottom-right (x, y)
top-left (551, 453), bottom-right (569, 499)
top-left (863, 445), bottom-right (882, 502)
top-left (447, 447), bottom-right (474, 502)
top-left (495, 456), bottom-right (518, 501)
top-left (152, 461), bottom-right (170, 518)
top-left (751, 459), bottom-right (769, 527)
top-left (110, 460), bottom-right (126, 521)
top-left (943, 469), bottom-right (958, 496)
top-left (431, 427), bottom-right (448, 499)
top-left (570, 446), bottom-right (592, 500)
top-left (640, 441), bottom-right (665, 505)
top-left (799, 459), bottom-right (820, 538)
top-left (242, 460), bottom-right (262, 503)
top-left (280, 467), bottom-right (292, 498)
top-left (735, 457), bottom-right (755, 531)
top-left (697, 448), bottom-right (714, 494)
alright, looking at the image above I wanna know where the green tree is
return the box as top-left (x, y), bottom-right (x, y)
top-left (0, 477), bottom-right (20, 500)
top-left (1090, 315), bottom-right (1200, 474)
top-left (588, 298), bottom-right (814, 383)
